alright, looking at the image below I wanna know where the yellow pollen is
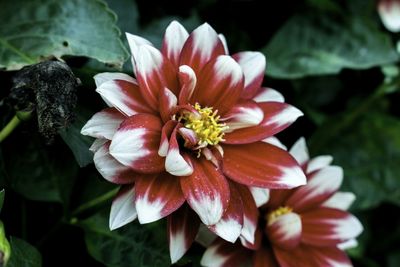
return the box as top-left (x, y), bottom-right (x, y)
top-left (267, 206), bottom-right (293, 225)
top-left (184, 103), bottom-right (228, 147)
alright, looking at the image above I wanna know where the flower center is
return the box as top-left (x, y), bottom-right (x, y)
top-left (183, 103), bottom-right (228, 147)
top-left (267, 206), bottom-right (293, 225)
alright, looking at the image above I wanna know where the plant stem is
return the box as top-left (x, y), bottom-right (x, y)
top-left (0, 115), bottom-right (21, 143)
top-left (70, 188), bottom-right (119, 218)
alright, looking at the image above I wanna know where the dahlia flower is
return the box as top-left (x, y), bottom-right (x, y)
top-left (81, 21), bottom-right (306, 263)
top-left (378, 0), bottom-right (400, 32)
top-left (201, 138), bottom-right (363, 267)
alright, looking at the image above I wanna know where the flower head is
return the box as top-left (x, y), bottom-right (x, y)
top-left (81, 21), bottom-right (306, 263)
top-left (201, 138), bottom-right (363, 267)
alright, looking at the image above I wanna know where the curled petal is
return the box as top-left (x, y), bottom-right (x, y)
top-left (165, 129), bottom-right (194, 176)
top-left (222, 142), bottom-right (306, 189)
top-left (81, 108), bottom-right (125, 139)
top-left (158, 120), bottom-right (177, 157)
top-left (96, 79), bottom-right (154, 116)
top-left (180, 23), bottom-right (225, 73)
top-left (162, 20), bottom-right (189, 68)
top-left (322, 192), bottom-right (356, 211)
top-left (223, 102), bottom-right (303, 144)
top-left (159, 87), bottom-right (178, 122)
top-left (193, 55), bottom-right (244, 115)
top-left (286, 166), bottom-right (344, 212)
top-left (266, 212), bottom-right (302, 250)
top-left (252, 87), bottom-right (285, 103)
top-left (94, 72), bottom-right (137, 87)
top-left (301, 207), bottom-right (363, 246)
top-left (109, 185), bottom-right (137, 230)
top-left (178, 65), bottom-right (197, 105)
top-left (135, 173), bottom-right (185, 224)
top-left (232, 51), bottom-right (266, 99)
top-left (109, 114), bottom-right (165, 173)
top-left (180, 158), bottom-right (230, 225)
top-left (223, 101), bottom-right (264, 132)
top-left (218, 34), bottom-right (229, 54)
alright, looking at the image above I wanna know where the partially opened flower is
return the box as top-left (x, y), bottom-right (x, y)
top-left (81, 21), bottom-right (306, 263)
top-left (201, 138), bottom-right (363, 267)
top-left (378, 0), bottom-right (400, 32)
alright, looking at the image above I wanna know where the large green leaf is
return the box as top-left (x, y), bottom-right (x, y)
top-left (5, 136), bottom-right (78, 203)
top-left (81, 210), bottom-right (170, 267)
top-left (7, 237), bottom-right (42, 267)
top-left (311, 113), bottom-right (400, 210)
top-left (0, 0), bottom-right (128, 70)
top-left (263, 14), bottom-right (398, 79)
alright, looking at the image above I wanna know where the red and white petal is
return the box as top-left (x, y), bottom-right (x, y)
top-left (89, 138), bottom-right (107, 153)
top-left (193, 55), bottom-right (244, 115)
top-left (178, 65), bottom-right (197, 105)
top-left (322, 192), bottom-right (356, 211)
top-left (81, 108), bottom-right (124, 139)
top-left (94, 72), bottom-right (137, 87)
top-left (378, 0), bottom-right (400, 32)
top-left (180, 23), bottom-right (225, 73)
top-left (201, 239), bottom-right (252, 267)
top-left (266, 212), bottom-right (302, 250)
top-left (209, 183), bottom-right (243, 243)
top-left (109, 185), bottom-right (137, 230)
top-left (135, 173), bottom-right (185, 224)
top-left (338, 238), bottom-right (358, 250)
top-left (94, 142), bottom-right (137, 184)
top-left (274, 245), bottom-right (315, 267)
top-left (286, 166), bottom-right (344, 212)
top-left (161, 20), bottom-right (189, 68)
top-left (222, 101), bottom-right (264, 132)
top-left (180, 158), bottom-right (230, 225)
top-left (158, 120), bottom-right (177, 157)
top-left (165, 129), bottom-right (193, 176)
top-left (232, 52), bottom-right (266, 99)
top-left (306, 246), bottom-right (353, 267)
top-left (218, 34), bottom-right (229, 54)
top-left (289, 137), bottom-right (310, 167)
top-left (307, 155), bottom-right (333, 173)
top-left (301, 207), bottom-right (363, 246)
top-left (262, 136), bottom-right (287, 150)
top-left (249, 186), bottom-right (270, 208)
top-left (235, 184), bottom-right (259, 246)
top-left (159, 87), bottom-right (178, 122)
top-left (96, 79), bottom-right (154, 116)
top-left (253, 247), bottom-right (279, 267)
top-left (222, 142), bottom-right (306, 189)
top-left (126, 32), bottom-right (153, 75)
top-left (109, 114), bottom-right (165, 173)
top-left (252, 87), bottom-right (285, 103)
top-left (223, 102), bottom-right (303, 144)
top-left (168, 205), bottom-right (200, 264)
top-left (136, 45), bottom-right (178, 110)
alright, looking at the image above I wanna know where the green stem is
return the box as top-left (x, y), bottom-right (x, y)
top-left (0, 115), bottom-right (21, 143)
top-left (70, 188), bottom-right (119, 218)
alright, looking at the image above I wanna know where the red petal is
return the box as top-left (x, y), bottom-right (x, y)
top-left (135, 172), bottom-right (185, 224)
top-left (180, 23), bottom-right (225, 74)
top-left (253, 247), bottom-right (279, 267)
top-left (232, 52), bottom-right (266, 99)
top-left (180, 157), bottom-right (230, 225)
top-left (136, 45), bottom-right (178, 110)
top-left (286, 166), bottom-right (343, 212)
top-left (222, 142), bottom-right (306, 189)
top-left (81, 108), bottom-right (125, 139)
top-left (109, 114), bottom-right (165, 174)
top-left (161, 21), bottom-right (189, 68)
top-left (96, 80), bottom-right (154, 116)
top-left (158, 120), bottom-right (177, 157)
top-left (266, 212), bottom-right (302, 250)
top-left (223, 102), bottom-right (303, 144)
top-left (109, 185), bottom-right (137, 230)
top-left (208, 182), bottom-right (244, 243)
top-left (273, 245), bottom-right (315, 267)
top-left (301, 207), bottom-right (363, 246)
top-left (167, 204), bottom-right (200, 264)
top-left (191, 55), bottom-right (244, 115)
top-left (165, 128), bottom-right (194, 176)
top-left (159, 87), bottom-right (178, 123)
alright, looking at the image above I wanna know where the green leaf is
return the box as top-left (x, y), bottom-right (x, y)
top-left (0, 0), bottom-right (128, 71)
top-left (311, 113), bottom-right (400, 210)
top-left (7, 237), bottom-right (42, 267)
top-left (81, 210), bottom-right (170, 267)
top-left (263, 14), bottom-right (398, 79)
top-left (5, 136), bottom-right (78, 203)
top-left (59, 108), bottom-right (94, 168)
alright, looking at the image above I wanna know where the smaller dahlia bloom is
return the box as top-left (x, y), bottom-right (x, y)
top-left (81, 21), bottom-right (306, 263)
top-left (378, 0), bottom-right (400, 32)
top-left (201, 138), bottom-right (363, 267)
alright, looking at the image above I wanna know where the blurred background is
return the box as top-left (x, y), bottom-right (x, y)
top-left (0, 0), bottom-right (399, 266)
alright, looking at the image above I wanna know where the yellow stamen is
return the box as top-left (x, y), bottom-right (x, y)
top-left (267, 206), bottom-right (293, 225)
top-left (183, 103), bottom-right (228, 147)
